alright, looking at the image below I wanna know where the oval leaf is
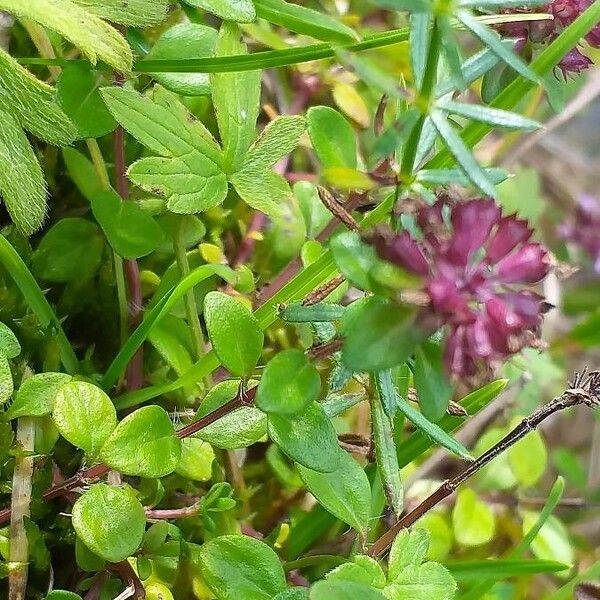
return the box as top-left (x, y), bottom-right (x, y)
top-left (204, 292), bottom-right (264, 377)
top-left (100, 405), bottom-right (181, 478)
top-left (0, 322), bottom-right (20, 358)
top-left (0, 353), bottom-right (13, 405)
top-left (72, 483), bottom-right (146, 563)
top-left (256, 349), bottom-right (321, 416)
top-left (6, 372), bottom-right (72, 419)
top-left (52, 381), bottom-right (117, 456)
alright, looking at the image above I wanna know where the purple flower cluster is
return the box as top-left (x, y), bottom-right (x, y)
top-left (559, 194), bottom-right (600, 272)
top-left (372, 198), bottom-right (551, 377)
top-left (501, 0), bottom-right (599, 78)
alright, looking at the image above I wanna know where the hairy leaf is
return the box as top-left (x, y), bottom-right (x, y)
top-left (72, 0), bottom-right (169, 26)
top-left (181, 0), bottom-right (256, 23)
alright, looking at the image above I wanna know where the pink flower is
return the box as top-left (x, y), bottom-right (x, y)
top-left (371, 198), bottom-right (551, 377)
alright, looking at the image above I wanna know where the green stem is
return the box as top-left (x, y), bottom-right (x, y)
top-left (173, 218), bottom-right (207, 365)
top-left (86, 139), bottom-right (128, 349)
top-left (8, 416), bottom-right (35, 600)
top-left (400, 18), bottom-right (441, 178)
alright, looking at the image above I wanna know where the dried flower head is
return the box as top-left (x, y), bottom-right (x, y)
top-left (371, 198), bottom-right (551, 377)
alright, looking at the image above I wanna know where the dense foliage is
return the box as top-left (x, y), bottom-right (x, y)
top-left (0, 0), bottom-right (600, 598)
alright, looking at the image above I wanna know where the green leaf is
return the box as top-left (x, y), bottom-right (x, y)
top-left (75, 535), bottom-right (105, 572)
top-left (374, 370), bottom-right (400, 418)
top-left (56, 64), bottom-right (115, 139)
top-left (181, 0), bottom-right (256, 23)
top-left (280, 302), bottom-right (346, 323)
top-left (330, 232), bottom-right (381, 292)
top-left (457, 10), bottom-right (538, 83)
top-left (396, 395), bottom-right (472, 460)
top-left (0, 0), bottom-right (132, 71)
top-left (342, 297), bottom-right (424, 372)
top-left (256, 349), bottom-right (321, 416)
top-left (230, 168), bottom-right (291, 217)
top-left (268, 402), bottom-right (339, 472)
top-left (176, 438), bottom-right (214, 481)
top-left (52, 381), bottom-right (117, 457)
top-left (414, 342), bottom-right (453, 423)
top-left (31, 218), bottom-right (105, 283)
top-left (72, 0), bottom-right (169, 26)
top-left (195, 379), bottom-right (266, 449)
top-left (211, 22), bottom-right (261, 172)
top-left (416, 167), bottom-right (508, 186)
top-left (46, 591), bottom-right (83, 600)
top-left (297, 449), bottom-right (371, 535)
top-left (101, 85), bottom-right (227, 214)
top-left (307, 106), bottom-right (357, 169)
top-left (371, 391), bottom-right (403, 517)
top-left (199, 534), bottom-right (287, 600)
top-left (0, 235), bottom-right (79, 373)
top-left (436, 97), bottom-right (541, 129)
top-left (254, 0), bottom-right (357, 43)
top-left (100, 406), bottom-right (182, 478)
top-left (445, 558), bottom-right (568, 581)
top-left (274, 590), bottom-right (309, 600)
top-left (72, 483), bottom-right (146, 563)
top-left (204, 292), bottom-right (264, 377)
top-left (522, 512), bottom-right (573, 569)
top-left (0, 353), bottom-right (12, 405)
top-left (145, 23), bottom-right (217, 96)
top-left (310, 581), bottom-right (386, 600)
top-left (429, 110), bottom-right (496, 197)
top-left (0, 322), bottom-right (20, 359)
top-left (410, 13), bottom-right (430, 90)
top-left (438, 16), bottom-right (465, 91)
top-left (91, 189), bottom-right (165, 259)
top-left (384, 562), bottom-right (457, 600)
top-left (0, 48), bottom-right (76, 145)
top-left (452, 488), bottom-right (495, 546)
top-left (507, 416), bottom-right (547, 487)
top-left (327, 555), bottom-right (386, 587)
top-left (0, 108), bottom-right (47, 236)
top-left (388, 529), bottom-right (430, 580)
top-left (6, 373), bottom-right (71, 419)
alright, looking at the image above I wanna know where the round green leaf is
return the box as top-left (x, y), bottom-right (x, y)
top-left (0, 321), bottom-right (20, 358)
top-left (46, 592), bottom-right (83, 600)
top-left (100, 405), bottom-right (181, 478)
top-left (507, 416), bottom-right (547, 487)
top-left (297, 449), bottom-right (371, 534)
top-left (52, 381), bottom-right (116, 457)
top-left (384, 561), bottom-right (456, 600)
top-left (199, 534), bottom-right (287, 600)
top-left (32, 218), bottom-right (105, 283)
top-left (256, 349), bottom-right (321, 416)
top-left (204, 292), bottom-right (264, 377)
top-left (268, 402), bottom-right (339, 472)
top-left (146, 23), bottom-right (217, 96)
top-left (310, 581), bottom-right (386, 600)
top-left (452, 489), bottom-right (495, 547)
top-left (57, 64), bottom-right (116, 139)
top-left (307, 106), bottom-right (357, 169)
top-left (72, 483), bottom-right (146, 563)
top-left (6, 372), bottom-right (72, 419)
top-left (195, 379), bottom-right (266, 449)
top-left (0, 353), bottom-right (13, 405)
top-left (176, 437), bottom-right (214, 481)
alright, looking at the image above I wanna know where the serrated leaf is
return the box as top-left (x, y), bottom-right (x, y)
top-left (0, 322), bottom-right (20, 359)
top-left (0, 0), bottom-right (132, 71)
top-left (254, 0), bottom-right (357, 43)
top-left (145, 23), bottom-right (217, 96)
top-left (310, 581), bottom-right (386, 600)
top-left (457, 10), bottom-right (539, 83)
top-left (371, 391), bottom-right (403, 516)
top-left (204, 292), bottom-right (264, 377)
top-left (0, 48), bottom-right (76, 145)
top-left (72, 0), bottom-right (169, 26)
top-left (327, 556), bottom-right (386, 587)
top-left (0, 108), bottom-right (46, 236)
top-left (56, 64), bottom-right (116, 140)
top-left (101, 85), bottom-right (228, 213)
top-left (0, 353), bottom-right (13, 405)
top-left (211, 22), bottom-right (261, 172)
top-left (72, 484), bottom-right (146, 563)
top-left (307, 106), bottom-right (357, 169)
top-left (6, 373), bottom-right (71, 419)
top-left (429, 110), bottom-right (496, 197)
top-left (384, 562), bottom-right (456, 600)
top-left (436, 98), bottom-right (541, 129)
top-left (268, 402), bottom-right (340, 472)
top-left (52, 381), bottom-right (117, 457)
top-left (100, 405), bottom-right (182, 478)
top-left (182, 0), bottom-right (256, 23)
top-left (396, 396), bottom-right (472, 460)
top-left (297, 449), bottom-right (371, 535)
top-left (199, 535), bottom-right (287, 600)
top-left (389, 529), bottom-right (430, 580)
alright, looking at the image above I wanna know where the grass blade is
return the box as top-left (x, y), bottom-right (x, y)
top-left (447, 559), bottom-right (569, 581)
